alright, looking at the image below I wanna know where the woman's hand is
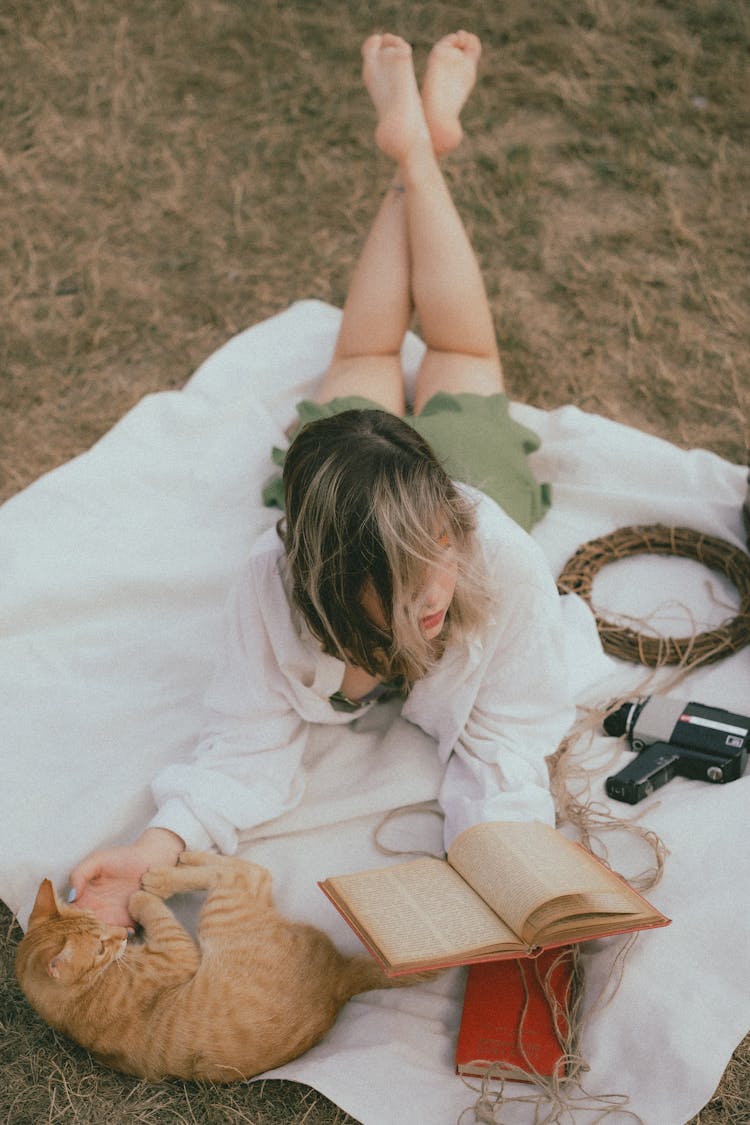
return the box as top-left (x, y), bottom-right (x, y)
top-left (68, 828), bottom-right (185, 927)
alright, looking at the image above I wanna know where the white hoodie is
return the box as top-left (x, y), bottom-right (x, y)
top-left (149, 488), bottom-right (575, 854)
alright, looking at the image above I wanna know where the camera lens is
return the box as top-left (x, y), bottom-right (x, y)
top-left (603, 703), bottom-right (631, 737)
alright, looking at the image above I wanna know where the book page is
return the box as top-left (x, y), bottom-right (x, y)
top-left (324, 857), bottom-right (523, 969)
top-left (527, 907), bottom-right (660, 946)
top-left (526, 891), bottom-right (647, 938)
top-left (447, 821), bottom-right (643, 939)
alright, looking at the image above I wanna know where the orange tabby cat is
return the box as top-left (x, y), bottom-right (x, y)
top-left (16, 850), bottom-right (431, 1082)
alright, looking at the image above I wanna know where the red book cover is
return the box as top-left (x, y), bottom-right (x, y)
top-left (455, 947), bottom-right (576, 1081)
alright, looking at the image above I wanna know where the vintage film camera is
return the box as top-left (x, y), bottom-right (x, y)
top-left (603, 695), bottom-right (749, 804)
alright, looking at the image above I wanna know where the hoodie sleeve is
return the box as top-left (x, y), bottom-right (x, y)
top-left (438, 510), bottom-right (575, 849)
top-left (148, 555), bottom-right (310, 854)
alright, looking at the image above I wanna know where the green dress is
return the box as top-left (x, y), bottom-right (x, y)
top-left (262, 391), bottom-right (550, 533)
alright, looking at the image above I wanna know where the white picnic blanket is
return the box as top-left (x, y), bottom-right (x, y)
top-left (1, 300), bottom-right (748, 1125)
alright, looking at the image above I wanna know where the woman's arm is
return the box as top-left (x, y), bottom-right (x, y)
top-left (72, 547), bottom-right (312, 920)
top-left (147, 554), bottom-right (313, 854)
top-left (439, 520), bottom-right (576, 847)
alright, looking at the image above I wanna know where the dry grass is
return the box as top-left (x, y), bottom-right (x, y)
top-left (1, 0), bottom-right (748, 1121)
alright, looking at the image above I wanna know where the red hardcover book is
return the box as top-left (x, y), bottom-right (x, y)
top-left (455, 947), bottom-right (576, 1081)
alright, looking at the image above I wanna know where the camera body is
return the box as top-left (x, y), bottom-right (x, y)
top-left (603, 695), bottom-right (749, 804)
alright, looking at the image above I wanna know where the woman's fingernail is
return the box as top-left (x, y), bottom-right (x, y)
top-left (67, 888), bottom-right (77, 903)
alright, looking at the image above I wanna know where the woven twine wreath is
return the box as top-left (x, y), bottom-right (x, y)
top-left (556, 524), bottom-right (750, 667)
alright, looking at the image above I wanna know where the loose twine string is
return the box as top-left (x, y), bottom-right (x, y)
top-left (375, 524), bottom-right (750, 1124)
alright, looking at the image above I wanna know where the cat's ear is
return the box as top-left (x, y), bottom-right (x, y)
top-left (28, 879), bottom-right (62, 929)
top-left (48, 941), bottom-right (75, 979)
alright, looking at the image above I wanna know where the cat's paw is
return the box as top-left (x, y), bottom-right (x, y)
top-left (128, 888), bottom-right (160, 922)
top-left (178, 850), bottom-right (219, 868)
top-left (227, 859), bottom-right (273, 901)
top-left (140, 866), bottom-right (178, 899)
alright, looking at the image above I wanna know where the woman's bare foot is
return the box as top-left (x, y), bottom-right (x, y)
top-left (421, 31), bottom-right (482, 156)
top-left (361, 33), bottom-right (431, 161)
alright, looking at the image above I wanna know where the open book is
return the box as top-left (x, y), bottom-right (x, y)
top-left (319, 821), bottom-right (670, 975)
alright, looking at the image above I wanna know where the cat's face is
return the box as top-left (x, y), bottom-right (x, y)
top-left (19, 879), bottom-right (129, 988)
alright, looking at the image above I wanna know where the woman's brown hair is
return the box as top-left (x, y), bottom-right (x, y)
top-left (281, 409), bottom-right (490, 683)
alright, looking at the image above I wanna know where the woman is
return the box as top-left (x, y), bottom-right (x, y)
top-left (70, 32), bottom-right (574, 926)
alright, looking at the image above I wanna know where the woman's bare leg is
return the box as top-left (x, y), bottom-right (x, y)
top-left (315, 38), bottom-right (414, 413)
top-left (409, 33), bottom-right (504, 411)
top-left (315, 178), bottom-right (410, 413)
top-left (318, 32), bottom-right (501, 414)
